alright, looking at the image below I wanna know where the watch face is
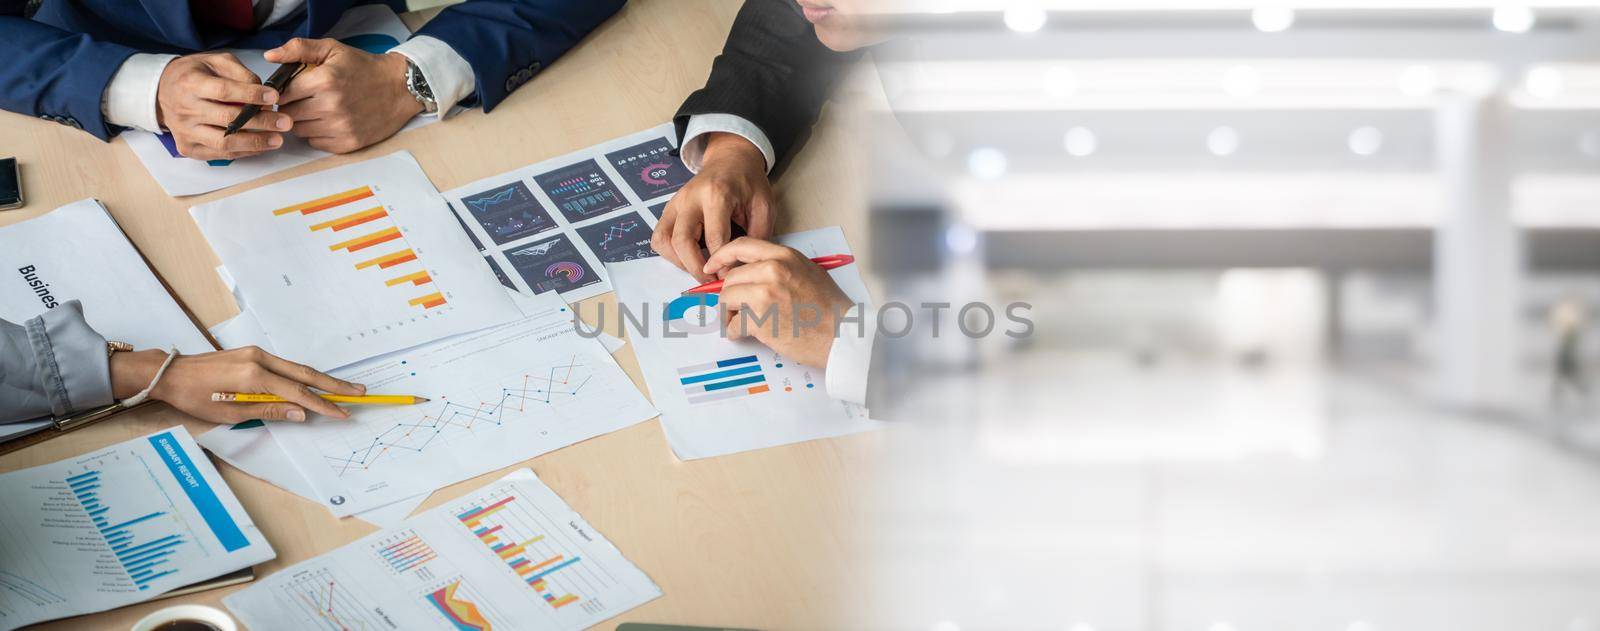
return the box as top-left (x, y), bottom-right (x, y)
top-left (407, 62), bottom-right (437, 109)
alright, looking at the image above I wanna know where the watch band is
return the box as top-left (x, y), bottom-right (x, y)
top-left (106, 340), bottom-right (134, 359)
top-left (405, 60), bottom-right (439, 114)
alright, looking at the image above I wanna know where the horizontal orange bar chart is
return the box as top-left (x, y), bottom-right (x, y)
top-left (551, 594), bottom-right (579, 609)
top-left (309, 206), bottom-right (387, 232)
top-left (273, 186), bottom-right (374, 216)
top-left (747, 384), bottom-right (771, 395)
top-left (330, 227), bottom-right (401, 253)
top-left (409, 292), bottom-right (446, 309)
top-left (385, 270), bottom-right (432, 287)
top-left (355, 249), bottom-right (417, 270)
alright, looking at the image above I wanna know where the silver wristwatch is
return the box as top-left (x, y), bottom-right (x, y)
top-left (404, 59), bottom-right (439, 114)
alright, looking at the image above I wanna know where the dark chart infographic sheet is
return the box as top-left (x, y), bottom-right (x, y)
top-left (576, 213), bottom-right (657, 264)
top-left (459, 182), bottom-right (557, 245)
top-left (648, 202), bottom-right (667, 220)
top-left (506, 235), bottom-right (602, 295)
top-left (605, 138), bottom-right (692, 201)
top-left (532, 160), bottom-right (630, 223)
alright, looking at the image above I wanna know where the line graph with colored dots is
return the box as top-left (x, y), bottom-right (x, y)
top-left (323, 356), bottom-right (595, 475)
top-left (269, 305), bottom-right (660, 517)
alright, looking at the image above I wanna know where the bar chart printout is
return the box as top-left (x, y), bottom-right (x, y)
top-left (189, 152), bottom-right (520, 369)
top-left (223, 470), bottom-right (661, 631)
top-left (0, 428), bottom-right (272, 630)
top-left (456, 495), bottom-right (584, 610)
top-left (606, 226), bottom-right (880, 460)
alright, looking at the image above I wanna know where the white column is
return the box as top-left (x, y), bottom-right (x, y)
top-left (1432, 93), bottom-right (1524, 410)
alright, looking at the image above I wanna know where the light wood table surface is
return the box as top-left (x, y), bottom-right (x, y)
top-left (0, 1), bottom-right (879, 628)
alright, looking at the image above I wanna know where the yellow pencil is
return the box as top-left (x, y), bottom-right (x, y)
top-left (210, 393), bottom-right (431, 405)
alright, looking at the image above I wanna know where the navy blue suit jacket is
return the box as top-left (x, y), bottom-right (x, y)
top-left (0, 0), bottom-right (623, 140)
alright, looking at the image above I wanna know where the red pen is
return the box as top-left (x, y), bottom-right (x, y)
top-left (682, 254), bottom-right (855, 295)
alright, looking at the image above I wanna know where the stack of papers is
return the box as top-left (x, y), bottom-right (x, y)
top-left (187, 150), bottom-right (656, 527)
top-left (224, 469), bottom-right (660, 631)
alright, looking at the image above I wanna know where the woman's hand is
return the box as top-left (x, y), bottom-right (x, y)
top-left (110, 346), bottom-right (365, 424)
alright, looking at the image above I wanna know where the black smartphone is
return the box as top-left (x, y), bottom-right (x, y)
top-left (0, 158), bottom-right (21, 210)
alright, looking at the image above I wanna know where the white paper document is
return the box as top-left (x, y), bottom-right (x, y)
top-left (264, 294), bottom-right (658, 517)
top-left (123, 5), bottom-right (439, 197)
top-left (0, 199), bottom-right (213, 355)
top-left (0, 427), bottom-right (274, 630)
top-left (196, 422), bottom-right (428, 528)
top-left (441, 123), bottom-right (688, 303)
top-left (608, 226), bottom-right (882, 460)
top-left (190, 151), bottom-right (521, 369)
top-left (224, 468), bottom-right (661, 630)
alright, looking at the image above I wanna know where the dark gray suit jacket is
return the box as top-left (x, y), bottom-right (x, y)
top-left (673, 0), bottom-right (862, 173)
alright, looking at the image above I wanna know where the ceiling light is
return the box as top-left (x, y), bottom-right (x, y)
top-left (1207, 127), bottom-right (1240, 157)
top-left (1004, 7), bottom-right (1048, 33)
top-left (1251, 7), bottom-right (1295, 33)
top-left (1064, 126), bottom-right (1098, 157)
top-left (1348, 126), bottom-right (1383, 156)
top-left (967, 147), bottom-right (1009, 179)
top-left (1492, 6), bottom-right (1535, 33)
top-left (944, 224), bottom-right (978, 255)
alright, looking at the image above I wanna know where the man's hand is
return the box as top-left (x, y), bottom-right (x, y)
top-left (110, 346), bottom-right (366, 424)
top-left (653, 133), bottom-right (775, 282)
top-left (265, 38), bottom-right (423, 154)
top-left (705, 238), bottom-right (854, 368)
top-left (156, 52), bottom-right (289, 161)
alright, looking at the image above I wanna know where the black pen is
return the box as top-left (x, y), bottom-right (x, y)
top-left (223, 62), bottom-right (308, 137)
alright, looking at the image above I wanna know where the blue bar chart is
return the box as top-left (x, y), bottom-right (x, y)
top-left (66, 470), bottom-right (185, 591)
top-left (678, 355), bottom-right (772, 405)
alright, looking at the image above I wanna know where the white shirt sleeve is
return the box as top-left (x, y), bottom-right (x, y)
top-left (101, 53), bottom-right (177, 133)
top-left (681, 113), bottom-right (777, 175)
top-left (824, 303), bottom-right (875, 406)
top-left (389, 35), bottom-right (476, 120)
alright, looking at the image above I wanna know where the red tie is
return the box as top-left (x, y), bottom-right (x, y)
top-left (190, 0), bottom-right (257, 33)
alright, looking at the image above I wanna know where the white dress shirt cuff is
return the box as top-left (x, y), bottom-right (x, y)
top-left (390, 35), bottom-right (476, 120)
top-left (102, 53), bottom-right (177, 132)
top-left (681, 114), bottom-right (776, 174)
top-left (824, 303), bottom-right (875, 406)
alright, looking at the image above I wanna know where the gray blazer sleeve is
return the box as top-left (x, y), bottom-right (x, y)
top-left (1, 300), bottom-right (114, 424)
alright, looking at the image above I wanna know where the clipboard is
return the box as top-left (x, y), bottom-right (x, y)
top-left (0, 402), bottom-right (149, 457)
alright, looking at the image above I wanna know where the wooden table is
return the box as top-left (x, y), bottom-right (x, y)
top-left (0, 1), bottom-right (879, 628)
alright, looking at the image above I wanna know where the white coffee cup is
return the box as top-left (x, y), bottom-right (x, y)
top-left (130, 604), bottom-right (237, 631)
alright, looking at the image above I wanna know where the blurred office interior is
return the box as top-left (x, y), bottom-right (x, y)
top-left (845, 3), bottom-right (1600, 629)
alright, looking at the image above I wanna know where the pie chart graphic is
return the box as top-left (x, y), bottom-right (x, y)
top-left (640, 163), bottom-right (673, 186)
top-left (545, 261), bottom-right (586, 283)
top-left (666, 294), bottom-right (721, 334)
